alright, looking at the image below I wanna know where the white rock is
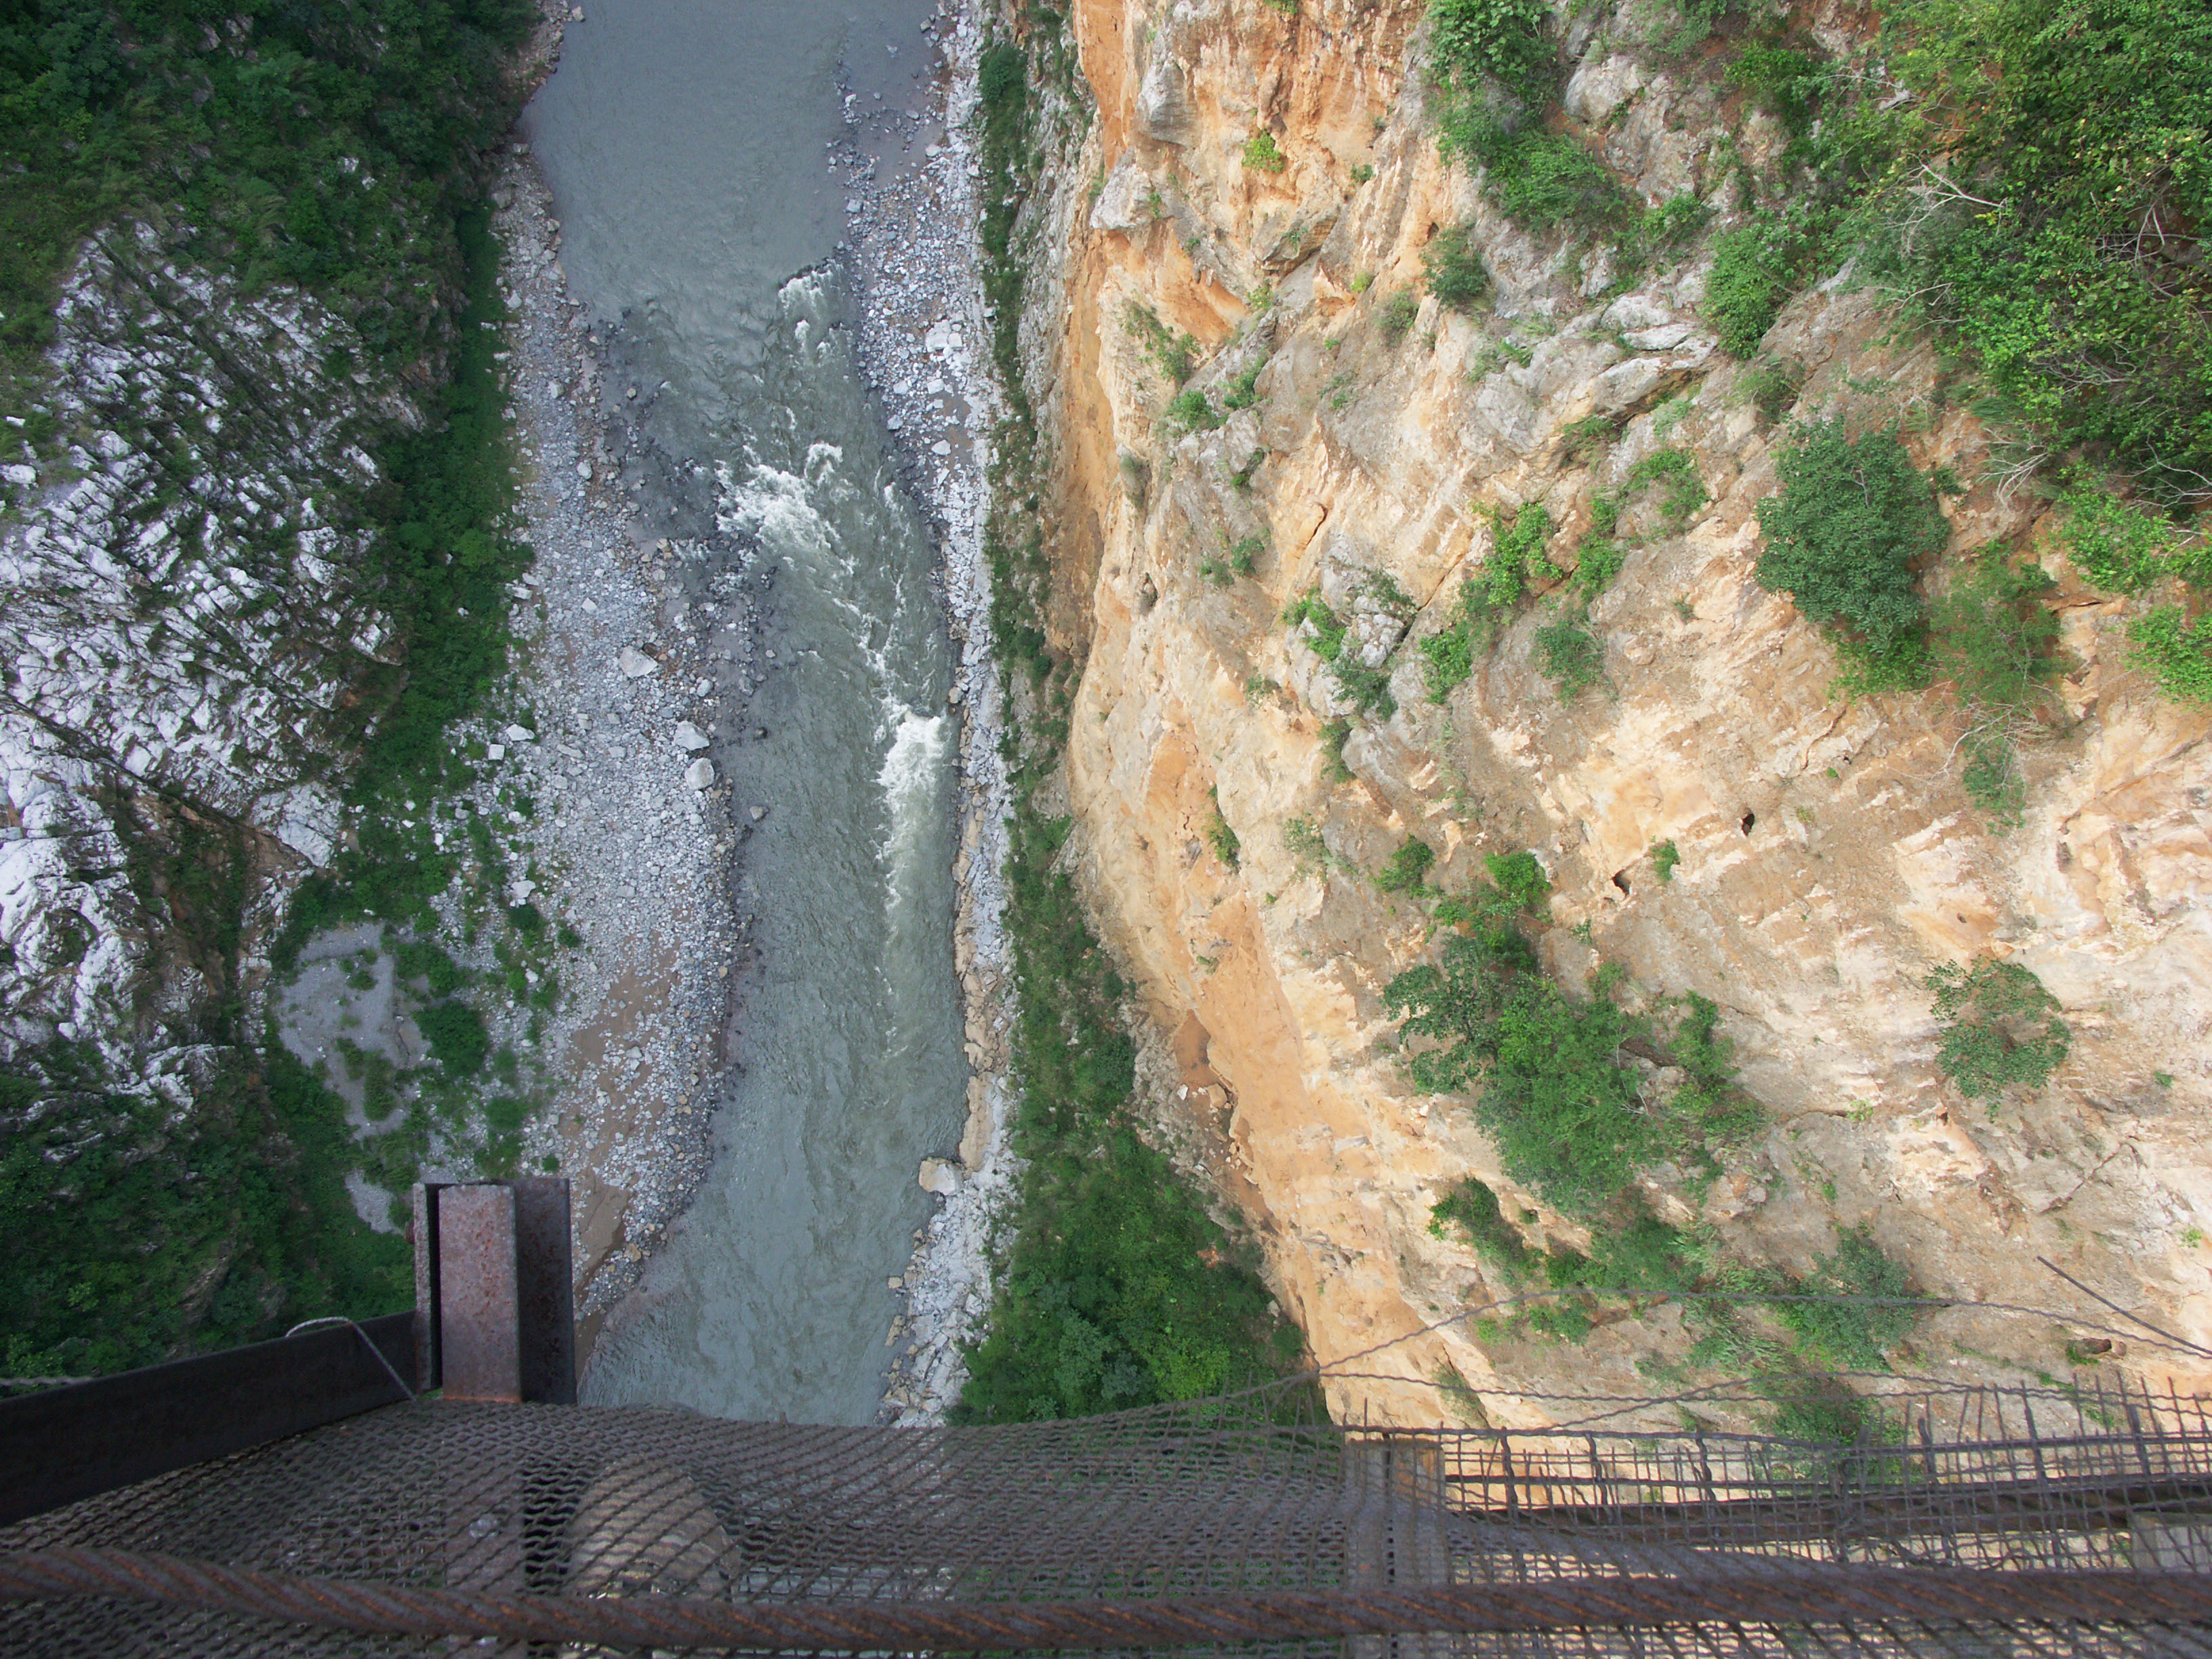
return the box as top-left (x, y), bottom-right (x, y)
top-left (618, 646), bottom-right (661, 678)
top-left (918, 1158), bottom-right (960, 1197)
top-left (684, 758), bottom-right (715, 790)
top-left (486, 742), bottom-right (506, 760)
top-left (1, 464), bottom-right (35, 488)
top-left (1090, 152), bottom-right (1154, 232)
top-left (748, 804), bottom-right (767, 822)
top-left (502, 723), bottom-right (537, 744)
top-left (674, 721), bottom-right (711, 752)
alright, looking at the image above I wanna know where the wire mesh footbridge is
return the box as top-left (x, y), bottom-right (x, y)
top-left (7, 1375), bottom-right (2212, 1655)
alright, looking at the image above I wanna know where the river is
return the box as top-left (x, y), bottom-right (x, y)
top-left (522, 0), bottom-right (968, 1425)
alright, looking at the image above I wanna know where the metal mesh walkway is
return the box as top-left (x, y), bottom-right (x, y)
top-left (5, 1380), bottom-right (2212, 1655)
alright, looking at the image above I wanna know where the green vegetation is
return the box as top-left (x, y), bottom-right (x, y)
top-left (1706, 215), bottom-right (1815, 360)
top-left (1774, 1229), bottom-right (1919, 1370)
top-left (1879, 0), bottom-right (2212, 502)
top-left (1420, 504), bottom-right (1559, 701)
top-left (1736, 356), bottom-right (1806, 426)
top-left (1164, 386), bottom-right (1225, 434)
top-left (1126, 302), bottom-right (1200, 386)
top-left (1651, 840), bottom-right (1680, 882)
top-left (2060, 489), bottom-right (2205, 594)
top-left (1429, 1176), bottom-right (1540, 1277)
top-left (1532, 610), bottom-right (1605, 699)
top-left (1620, 447), bottom-right (1708, 525)
top-left (2, 1044), bottom-right (409, 1380)
top-left (1928, 958), bottom-right (2072, 1103)
top-left (2129, 605), bottom-right (2212, 703)
top-left (1222, 359), bottom-right (1266, 409)
top-left (958, 35), bottom-right (1308, 1422)
top-left (2, 0), bottom-right (542, 1374)
top-left (1283, 581), bottom-right (1408, 720)
top-left (1424, 222), bottom-right (1490, 313)
top-left (1375, 837), bottom-right (1436, 895)
top-left (1242, 130), bottom-right (1288, 173)
top-left (1427, 0), bottom-right (1633, 237)
top-left (1206, 789), bottom-right (1242, 869)
top-left (1931, 550), bottom-right (2066, 827)
top-left (1378, 288), bottom-right (1421, 344)
top-left (0, 0), bottom-right (530, 390)
top-left (1754, 423), bottom-right (1949, 691)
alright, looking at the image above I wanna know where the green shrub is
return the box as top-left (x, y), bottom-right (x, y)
top-left (1624, 192), bottom-right (1713, 273)
top-left (1727, 42), bottom-right (1830, 134)
top-left (1126, 303), bottom-right (1200, 385)
top-left (1375, 838), bottom-right (1435, 895)
top-left (1534, 611), bottom-right (1605, 698)
top-left (1487, 849), bottom-right (1553, 912)
top-left (1242, 131), bottom-right (1288, 173)
top-left (1222, 360), bottom-right (1266, 409)
top-left (1428, 0), bottom-right (1555, 104)
top-left (1932, 552), bottom-right (2064, 716)
top-left (1285, 817), bottom-right (1332, 870)
top-left (415, 1001), bottom-right (489, 1078)
top-left (1284, 588), bottom-right (1399, 718)
top-left (1387, 928), bottom-right (1651, 1217)
top-left (1491, 134), bottom-right (1633, 234)
top-left (1927, 958), bottom-right (2071, 1101)
top-left (1320, 716), bottom-right (1355, 781)
top-left (1755, 422), bottom-right (1948, 685)
top-left (1572, 537), bottom-right (1626, 597)
top-left (1429, 1176), bottom-right (1540, 1277)
top-left (1487, 501), bottom-right (1556, 605)
top-left (1705, 215), bottom-right (1806, 357)
top-left (394, 937), bottom-right (466, 996)
top-left (1561, 414), bottom-right (1618, 466)
top-left (1736, 356), bottom-right (1806, 426)
top-left (1776, 1228), bottom-right (1919, 1370)
top-left (1622, 447), bottom-right (1708, 525)
top-left (1651, 840), bottom-right (1680, 882)
top-left (1420, 615), bottom-right (1479, 702)
top-left (1588, 1206), bottom-right (1706, 1294)
top-left (1164, 387), bottom-right (1225, 433)
top-left (2128, 605), bottom-right (2212, 703)
top-left (1882, 0), bottom-right (2212, 500)
top-left (1378, 288), bottom-right (1421, 343)
top-left (506, 901), bottom-right (545, 935)
top-left (1423, 222), bottom-right (1490, 312)
top-left (2060, 489), bottom-right (2202, 593)
top-left (1960, 734), bottom-right (2026, 828)
top-left (1206, 790), bottom-right (1241, 869)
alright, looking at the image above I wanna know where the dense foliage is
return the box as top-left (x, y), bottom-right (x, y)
top-left (958, 36), bottom-right (1307, 1422)
top-left (1885, 0), bottom-right (2212, 502)
top-left (1927, 958), bottom-right (2072, 1102)
top-left (0, 0), bottom-right (529, 385)
top-left (3, 1042), bottom-right (407, 1379)
top-left (1754, 423), bottom-right (1950, 687)
top-left (3, 0), bottom-right (529, 1375)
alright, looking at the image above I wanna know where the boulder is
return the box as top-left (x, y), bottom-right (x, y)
top-left (674, 721), bottom-right (711, 752)
top-left (618, 645), bottom-right (661, 678)
top-left (684, 758), bottom-right (714, 790)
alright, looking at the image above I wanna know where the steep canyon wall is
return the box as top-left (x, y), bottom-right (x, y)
top-left (1021, 0), bottom-right (2212, 1425)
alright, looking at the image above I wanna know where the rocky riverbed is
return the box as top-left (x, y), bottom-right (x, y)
top-left (834, 0), bottom-right (1017, 1425)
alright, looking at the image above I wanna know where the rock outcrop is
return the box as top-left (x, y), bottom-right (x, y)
top-left (1019, 0), bottom-right (2212, 1424)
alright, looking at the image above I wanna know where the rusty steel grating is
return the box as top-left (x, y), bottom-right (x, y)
top-left (3, 1380), bottom-right (2212, 1655)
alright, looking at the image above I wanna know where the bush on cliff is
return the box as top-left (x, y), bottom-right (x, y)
top-left (1755, 422), bottom-right (1948, 690)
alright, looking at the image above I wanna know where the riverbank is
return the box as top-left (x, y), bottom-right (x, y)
top-left (840, 0), bottom-right (1015, 1426)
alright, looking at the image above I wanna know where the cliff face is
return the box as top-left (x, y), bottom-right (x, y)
top-left (1033, 0), bottom-right (2212, 1423)
top-left (1, 230), bottom-right (410, 1108)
